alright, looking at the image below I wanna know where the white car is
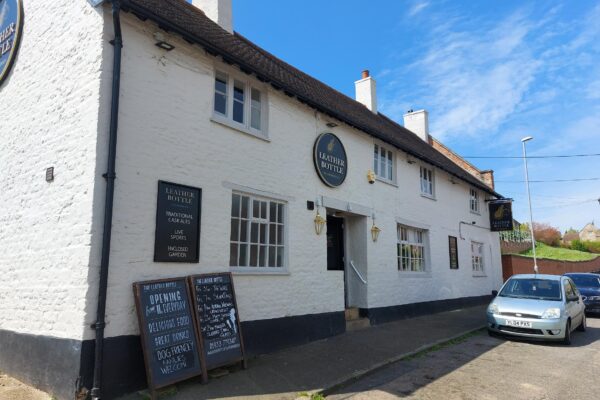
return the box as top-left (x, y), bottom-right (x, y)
top-left (487, 274), bottom-right (586, 344)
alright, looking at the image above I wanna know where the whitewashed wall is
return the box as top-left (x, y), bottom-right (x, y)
top-left (0, 1), bottom-right (105, 340)
top-left (95, 13), bottom-right (503, 340)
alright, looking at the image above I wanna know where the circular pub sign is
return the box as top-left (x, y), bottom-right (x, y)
top-left (0, 0), bottom-right (23, 86)
top-left (313, 132), bottom-right (348, 187)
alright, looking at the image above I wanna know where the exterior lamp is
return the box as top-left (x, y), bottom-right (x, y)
top-left (370, 214), bottom-right (381, 242)
top-left (314, 209), bottom-right (326, 235)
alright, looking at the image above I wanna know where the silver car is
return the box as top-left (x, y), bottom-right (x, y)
top-left (487, 274), bottom-right (586, 344)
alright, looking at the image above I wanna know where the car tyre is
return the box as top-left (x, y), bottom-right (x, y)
top-left (577, 314), bottom-right (586, 332)
top-left (562, 320), bottom-right (572, 345)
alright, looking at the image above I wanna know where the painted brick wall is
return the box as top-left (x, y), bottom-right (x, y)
top-left (90, 13), bottom-right (504, 340)
top-left (0, 1), bottom-right (105, 340)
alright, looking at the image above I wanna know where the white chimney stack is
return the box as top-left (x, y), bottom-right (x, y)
top-left (403, 109), bottom-right (430, 143)
top-left (192, 0), bottom-right (233, 34)
top-left (355, 70), bottom-right (377, 113)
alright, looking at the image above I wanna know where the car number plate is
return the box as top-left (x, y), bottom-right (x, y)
top-left (505, 319), bottom-right (532, 328)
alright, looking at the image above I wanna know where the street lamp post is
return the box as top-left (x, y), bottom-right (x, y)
top-left (521, 136), bottom-right (538, 274)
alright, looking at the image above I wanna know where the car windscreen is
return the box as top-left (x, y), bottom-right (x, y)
top-left (569, 275), bottom-right (600, 289)
top-left (499, 278), bottom-right (562, 301)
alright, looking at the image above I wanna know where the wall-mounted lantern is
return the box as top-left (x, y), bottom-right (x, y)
top-left (371, 213), bottom-right (381, 242)
top-left (314, 209), bottom-right (326, 235)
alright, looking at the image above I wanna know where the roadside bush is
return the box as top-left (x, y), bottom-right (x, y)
top-left (532, 222), bottom-right (561, 247)
top-left (571, 240), bottom-right (588, 252)
top-left (583, 241), bottom-right (600, 254)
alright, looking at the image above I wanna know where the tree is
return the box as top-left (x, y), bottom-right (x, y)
top-left (532, 222), bottom-right (562, 247)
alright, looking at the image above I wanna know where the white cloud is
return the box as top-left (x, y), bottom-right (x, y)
top-left (408, 1), bottom-right (430, 17)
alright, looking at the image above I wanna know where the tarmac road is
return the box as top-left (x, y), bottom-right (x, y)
top-left (328, 316), bottom-right (600, 400)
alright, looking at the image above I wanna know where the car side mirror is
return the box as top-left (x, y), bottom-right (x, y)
top-left (492, 290), bottom-right (498, 297)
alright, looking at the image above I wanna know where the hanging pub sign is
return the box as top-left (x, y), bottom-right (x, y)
top-left (0, 0), bottom-right (23, 87)
top-left (133, 278), bottom-right (207, 395)
top-left (489, 200), bottom-right (514, 232)
top-left (448, 236), bottom-right (459, 269)
top-left (313, 132), bottom-right (348, 187)
top-left (154, 181), bottom-right (201, 263)
top-left (188, 273), bottom-right (247, 371)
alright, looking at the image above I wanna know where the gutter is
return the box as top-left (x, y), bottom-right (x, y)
top-left (91, 1), bottom-right (123, 399)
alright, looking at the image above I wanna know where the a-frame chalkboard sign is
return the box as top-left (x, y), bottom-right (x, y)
top-left (188, 273), bottom-right (247, 372)
top-left (133, 277), bottom-right (207, 399)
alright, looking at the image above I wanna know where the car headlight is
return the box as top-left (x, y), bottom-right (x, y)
top-left (588, 296), bottom-right (600, 301)
top-left (488, 303), bottom-right (499, 314)
top-left (541, 308), bottom-right (561, 319)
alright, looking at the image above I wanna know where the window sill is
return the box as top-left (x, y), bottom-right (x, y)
top-left (398, 271), bottom-right (432, 278)
top-left (420, 193), bottom-right (436, 201)
top-left (230, 267), bottom-right (289, 276)
top-left (376, 177), bottom-right (398, 187)
top-left (470, 210), bottom-right (481, 216)
top-left (472, 272), bottom-right (487, 277)
top-left (211, 115), bottom-right (270, 142)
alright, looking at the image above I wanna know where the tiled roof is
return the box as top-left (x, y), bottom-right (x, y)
top-left (120, 0), bottom-right (503, 197)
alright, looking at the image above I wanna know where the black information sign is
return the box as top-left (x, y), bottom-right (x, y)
top-left (313, 132), bottom-right (348, 187)
top-left (489, 200), bottom-right (514, 232)
top-left (133, 278), bottom-right (206, 392)
top-left (154, 181), bottom-right (201, 263)
top-left (189, 273), bottom-right (246, 370)
top-left (448, 236), bottom-right (459, 269)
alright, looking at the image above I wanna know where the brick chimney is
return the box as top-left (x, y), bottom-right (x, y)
top-left (403, 109), bottom-right (430, 142)
top-left (355, 70), bottom-right (377, 113)
top-left (191, 0), bottom-right (233, 33)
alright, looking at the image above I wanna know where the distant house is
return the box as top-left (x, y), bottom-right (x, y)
top-left (562, 231), bottom-right (580, 244)
top-left (580, 222), bottom-right (600, 242)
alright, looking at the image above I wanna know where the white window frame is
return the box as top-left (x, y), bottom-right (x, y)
top-left (397, 224), bottom-right (429, 272)
top-left (471, 241), bottom-right (485, 276)
top-left (420, 166), bottom-right (435, 198)
top-left (229, 191), bottom-right (287, 274)
top-left (212, 67), bottom-right (269, 140)
top-left (373, 143), bottom-right (395, 183)
top-left (470, 188), bottom-right (480, 214)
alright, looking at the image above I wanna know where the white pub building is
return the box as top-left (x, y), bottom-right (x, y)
top-left (0, 0), bottom-right (506, 399)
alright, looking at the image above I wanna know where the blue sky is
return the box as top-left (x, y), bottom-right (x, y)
top-left (228, 0), bottom-right (600, 232)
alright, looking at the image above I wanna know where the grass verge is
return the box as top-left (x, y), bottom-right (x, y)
top-left (519, 242), bottom-right (598, 261)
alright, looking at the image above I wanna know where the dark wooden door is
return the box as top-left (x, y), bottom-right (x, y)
top-left (327, 216), bottom-right (345, 271)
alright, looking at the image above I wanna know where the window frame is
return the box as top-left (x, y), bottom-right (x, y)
top-left (397, 224), bottom-right (429, 273)
top-left (471, 241), bottom-right (485, 276)
top-left (229, 191), bottom-right (288, 274)
top-left (470, 188), bottom-right (480, 214)
top-left (212, 67), bottom-right (269, 140)
top-left (373, 142), bottom-right (396, 184)
top-left (420, 165), bottom-right (435, 198)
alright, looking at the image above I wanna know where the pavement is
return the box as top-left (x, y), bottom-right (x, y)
top-left (328, 315), bottom-right (600, 400)
top-left (119, 304), bottom-right (487, 400)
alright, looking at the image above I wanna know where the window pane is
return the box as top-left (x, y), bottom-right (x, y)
top-left (231, 194), bottom-right (240, 217)
top-left (251, 88), bottom-right (261, 130)
top-left (253, 200), bottom-right (260, 218)
top-left (229, 244), bottom-right (238, 267)
top-left (374, 145), bottom-right (379, 174)
top-left (269, 224), bottom-right (277, 244)
top-left (387, 151), bottom-right (393, 179)
top-left (233, 81), bottom-right (244, 123)
top-left (250, 222), bottom-right (259, 243)
top-left (240, 220), bottom-right (248, 242)
top-left (214, 92), bottom-right (227, 115)
top-left (259, 223), bottom-right (267, 244)
top-left (230, 219), bottom-right (239, 241)
top-left (250, 245), bottom-right (258, 267)
top-left (268, 246), bottom-right (276, 267)
top-left (261, 201), bottom-right (267, 219)
top-left (241, 196), bottom-right (249, 218)
top-left (277, 225), bottom-right (284, 244)
top-left (269, 202), bottom-right (277, 222)
top-left (259, 245), bottom-right (267, 267)
top-left (239, 244), bottom-right (248, 266)
top-left (276, 246), bottom-right (284, 267)
top-left (277, 204), bottom-right (284, 223)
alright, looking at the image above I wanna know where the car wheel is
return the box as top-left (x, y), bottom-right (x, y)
top-left (487, 329), bottom-right (496, 337)
top-left (562, 320), bottom-right (572, 345)
top-left (577, 314), bottom-right (586, 332)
